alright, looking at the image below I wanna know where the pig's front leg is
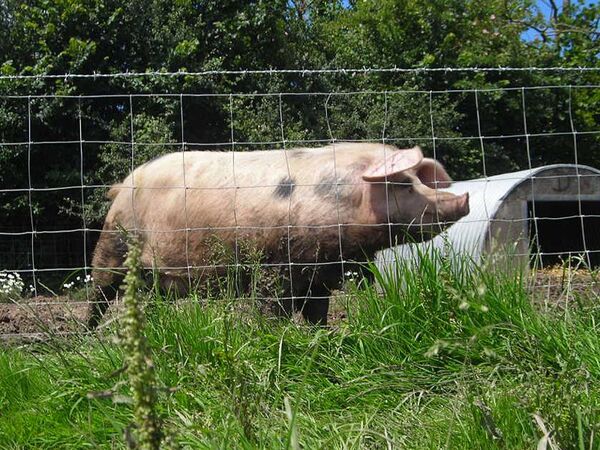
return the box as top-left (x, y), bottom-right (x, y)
top-left (299, 284), bottom-right (330, 325)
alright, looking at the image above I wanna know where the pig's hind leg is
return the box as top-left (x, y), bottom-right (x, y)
top-left (298, 284), bottom-right (330, 326)
top-left (89, 229), bottom-right (128, 328)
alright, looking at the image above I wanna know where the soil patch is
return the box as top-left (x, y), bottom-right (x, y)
top-left (530, 266), bottom-right (599, 308)
top-left (0, 296), bottom-right (89, 341)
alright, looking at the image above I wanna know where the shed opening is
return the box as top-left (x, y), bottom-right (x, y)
top-left (528, 200), bottom-right (600, 269)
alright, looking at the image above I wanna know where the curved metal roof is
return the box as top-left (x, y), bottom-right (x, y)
top-left (378, 164), bottom-right (600, 267)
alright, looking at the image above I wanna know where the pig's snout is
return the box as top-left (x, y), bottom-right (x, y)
top-left (425, 191), bottom-right (470, 225)
top-left (438, 192), bottom-right (469, 222)
top-left (403, 192), bottom-right (469, 242)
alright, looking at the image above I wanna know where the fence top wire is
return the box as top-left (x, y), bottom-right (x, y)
top-left (1, 66), bottom-right (599, 81)
top-left (2, 85), bottom-right (600, 100)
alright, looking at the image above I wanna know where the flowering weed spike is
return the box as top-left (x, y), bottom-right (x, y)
top-left (121, 236), bottom-right (163, 450)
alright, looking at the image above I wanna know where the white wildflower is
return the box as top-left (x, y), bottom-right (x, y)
top-left (344, 270), bottom-right (359, 280)
top-left (0, 271), bottom-right (24, 301)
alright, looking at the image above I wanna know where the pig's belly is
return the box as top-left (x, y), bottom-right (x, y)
top-left (140, 223), bottom-right (353, 270)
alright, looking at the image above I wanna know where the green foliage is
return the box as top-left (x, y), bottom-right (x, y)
top-left (0, 0), bottom-right (598, 275)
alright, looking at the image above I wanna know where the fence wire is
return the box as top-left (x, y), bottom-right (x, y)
top-left (0, 69), bottom-right (599, 338)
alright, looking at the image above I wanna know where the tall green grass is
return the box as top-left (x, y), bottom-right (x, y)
top-left (1, 250), bottom-right (599, 448)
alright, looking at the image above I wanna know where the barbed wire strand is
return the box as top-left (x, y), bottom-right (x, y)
top-left (1, 66), bottom-right (600, 81)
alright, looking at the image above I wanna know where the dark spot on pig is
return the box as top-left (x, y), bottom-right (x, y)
top-left (289, 150), bottom-right (309, 159)
top-left (347, 158), bottom-right (371, 175)
top-left (274, 176), bottom-right (296, 199)
top-left (314, 175), bottom-right (337, 198)
top-left (314, 174), bottom-right (355, 205)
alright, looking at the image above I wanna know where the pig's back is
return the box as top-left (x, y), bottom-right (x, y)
top-left (114, 147), bottom-right (352, 231)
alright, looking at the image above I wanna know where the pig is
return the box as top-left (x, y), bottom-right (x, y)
top-left (90, 143), bottom-right (469, 327)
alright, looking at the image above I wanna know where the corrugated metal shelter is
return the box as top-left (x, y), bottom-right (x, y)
top-left (378, 164), bottom-right (600, 270)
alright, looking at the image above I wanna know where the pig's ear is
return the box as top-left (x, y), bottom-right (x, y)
top-left (416, 158), bottom-right (453, 188)
top-left (362, 146), bottom-right (423, 181)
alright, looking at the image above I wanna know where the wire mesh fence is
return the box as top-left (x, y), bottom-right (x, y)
top-left (0, 67), bottom-right (599, 338)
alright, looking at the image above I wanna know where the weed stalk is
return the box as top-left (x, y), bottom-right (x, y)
top-left (122, 236), bottom-right (162, 450)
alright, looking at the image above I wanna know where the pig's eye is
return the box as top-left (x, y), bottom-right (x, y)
top-left (396, 178), bottom-right (413, 192)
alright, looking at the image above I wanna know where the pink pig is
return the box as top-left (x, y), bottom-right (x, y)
top-left (90, 143), bottom-right (469, 326)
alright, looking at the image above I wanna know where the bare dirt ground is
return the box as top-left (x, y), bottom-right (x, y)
top-left (0, 296), bottom-right (89, 339)
top-left (1, 268), bottom-right (598, 342)
top-left (530, 266), bottom-right (600, 308)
